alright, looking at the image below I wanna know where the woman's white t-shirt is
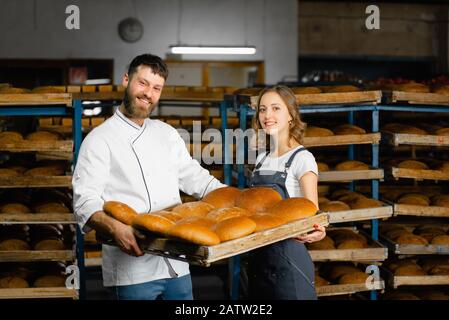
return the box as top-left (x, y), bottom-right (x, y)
top-left (254, 145), bottom-right (318, 198)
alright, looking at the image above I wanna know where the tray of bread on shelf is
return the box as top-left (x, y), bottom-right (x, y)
top-left (382, 188), bottom-right (449, 218)
top-left (303, 124), bottom-right (380, 148)
top-left (379, 223), bottom-right (449, 255)
top-left (0, 130), bottom-right (73, 155)
top-left (307, 227), bottom-right (388, 262)
top-left (380, 82), bottom-right (449, 106)
top-left (97, 187), bottom-right (329, 266)
top-left (0, 86), bottom-right (72, 106)
top-left (240, 86), bottom-right (382, 109)
top-left (382, 257), bottom-right (449, 289)
top-left (315, 262), bottom-right (385, 297)
top-left (386, 158), bottom-right (449, 181)
top-left (319, 189), bottom-right (393, 224)
top-left (381, 123), bottom-right (449, 147)
top-left (317, 160), bottom-right (384, 182)
top-left (0, 261), bottom-right (77, 299)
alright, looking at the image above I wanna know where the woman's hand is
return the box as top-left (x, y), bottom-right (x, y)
top-left (295, 224), bottom-right (326, 243)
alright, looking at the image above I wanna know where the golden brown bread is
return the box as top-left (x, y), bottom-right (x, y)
top-left (0, 87), bottom-right (30, 94)
top-left (314, 275), bottom-right (330, 287)
top-left (212, 216), bottom-right (256, 242)
top-left (338, 272), bottom-right (368, 284)
top-left (26, 131), bottom-right (61, 141)
top-left (202, 187), bottom-right (242, 209)
top-left (0, 276), bottom-right (29, 288)
top-left (387, 259), bottom-right (419, 272)
top-left (0, 168), bottom-right (20, 177)
top-left (331, 230), bottom-right (368, 245)
top-left (333, 124), bottom-right (366, 135)
top-left (172, 201), bottom-right (215, 218)
top-left (0, 239), bottom-right (30, 251)
top-left (0, 131), bottom-right (24, 143)
top-left (428, 265), bottom-right (449, 275)
top-left (327, 265), bottom-right (361, 281)
top-left (335, 160), bottom-right (369, 171)
top-left (317, 162), bottom-right (330, 172)
top-left (24, 165), bottom-right (65, 177)
top-left (393, 82), bottom-right (429, 93)
top-left (249, 213), bottom-right (287, 232)
top-left (307, 236), bottom-right (335, 250)
top-left (132, 213), bottom-right (175, 234)
top-left (396, 234), bottom-right (429, 245)
top-left (349, 197), bottom-right (383, 209)
top-left (34, 239), bottom-right (65, 250)
top-left (421, 258), bottom-right (449, 273)
top-left (291, 87), bottom-right (322, 94)
top-left (437, 162), bottom-right (449, 172)
top-left (206, 207), bottom-right (251, 222)
top-left (268, 197), bottom-right (317, 222)
top-left (103, 201), bottom-right (139, 225)
top-left (33, 275), bottom-right (66, 288)
top-left (385, 229), bottom-right (413, 241)
top-left (155, 211), bottom-right (183, 222)
top-left (175, 216), bottom-right (216, 228)
top-left (397, 194), bottom-right (430, 206)
top-left (0, 203), bottom-right (31, 214)
top-left (31, 86), bottom-right (65, 93)
top-left (235, 188), bottom-right (282, 213)
top-left (305, 127), bottom-right (334, 137)
top-left (337, 239), bottom-right (367, 249)
top-left (319, 201), bottom-right (350, 212)
top-left (7, 166), bottom-right (27, 174)
top-left (166, 223), bottom-right (220, 246)
top-left (397, 160), bottom-right (429, 170)
top-left (435, 127), bottom-right (449, 136)
top-left (34, 202), bottom-right (70, 213)
top-left (432, 195), bottom-right (449, 207)
top-left (318, 196), bottom-right (330, 204)
top-left (430, 235), bottom-right (449, 245)
top-left (394, 265), bottom-right (427, 276)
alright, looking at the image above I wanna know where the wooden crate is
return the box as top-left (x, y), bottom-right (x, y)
top-left (327, 205), bottom-right (393, 224)
top-left (0, 213), bottom-right (76, 224)
top-left (393, 203), bottom-right (449, 218)
top-left (309, 241), bottom-right (388, 262)
top-left (249, 91), bottom-right (382, 108)
top-left (381, 235), bottom-right (449, 255)
top-left (383, 131), bottom-right (449, 147)
top-left (0, 93), bottom-right (72, 106)
top-left (319, 169), bottom-right (384, 182)
top-left (0, 176), bottom-right (72, 188)
top-left (0, 250), bottom-right (74, 262)
top-left (316, 280), bottom-right (385, 297)
top-left (304, 133), bottom-right (381, 148)
top-left (101, 213), bottom-right (328, 266)
top-left (0, 288), bottom-right (78, 299)
top-left (385, 91), bottom-right (449, 106)
top-left (391, 167), bottom-right (449, 181)
top-left (0, 140), bottom-right (73, 153)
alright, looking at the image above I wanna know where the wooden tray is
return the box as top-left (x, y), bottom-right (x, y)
top-left (383, 131), bottom-right (449, 147)
top-left (0, 250), bottom-right (74, 262)
top-left (0, 287), bottom-right (78, 299)
top-left (380, 235), bottom-right (449, 255)
top-left (385, 91), bottom-right (449, 106)
top-left (383, 268), bottom-right (449, 288)
top-left (391, 167), bottom-right (449, 181)
top-left (0, 93), bottom-right (72, 106)
top-left (393, 203), bottom-right (449, 218)
top-left (0, 213), bottom-right (76, 224)
top-left (0, 176), bottom-right (72, 188)
top-left (319, 169), bottom-right (384, 182)
top-left (0, 140), bottom-right (73, 153)
top-left (328, 205), bottom-right (393, 224)
top-left (304, 133), bottom-right (381, 148)
top-left (309, 242), bottom-right (387, 263)
top-left (249, 91), bottom-right (382, 108)
top-left (316, 280), bottom-right (385, 297)
top-left (102, 213), bottom-right (329, 267)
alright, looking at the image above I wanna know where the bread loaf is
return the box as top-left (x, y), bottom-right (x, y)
top-left (305, 127), bottom-right (334, 137)
top-left (349, 197), bottom-right (383, 209)
top-left (307, 236), bottom-right (335, 250)
top-left (0, 131), bottom-right (23, 143)
top-left (26, 131), bottom-right (61, 141)
top-left (166, 223), bottom-right (220, 246)
top-left (268, 197), bottom-right (317, 222)
top-left (206, 207), bottom-right (251, 222)
top-left (333, 124), bottom-right (366, 135)
top-left (202, 187), bottom-right (242, 209)
top-left (0, 168), bottom-right (20, 177)
top-left (435, 127), bottom-right (449, 136)
top-left (155, 211), bottom-right (183, 222)
top-left (430, 235), bottom-right (449, 245)
top-left (394, 265), bottom-right (426, 276)
top-left (212, 216), bottom-right (256, 242)
top-left (175, 216), bottom-right (216, 228)
top-left (24, 165), bottom-right (65, 177)
top-left (335, 160), bottom-right (369, 171)
top-left (0, 276), bottom-right (29, 288)
top-left (437, 162), bottom-right (449, 172)
top-left (397, 160), bottom-right (429, 170)
top-left (235, 188), bottom-right (282, 213)
top-left (0, 203), bottom-right (31, 214)
top-left (337, 239), bottom-right (367, 249)
top-left (432, 195), bottom-right (449, 207)
top-left (314, 275), bottom-right (330, 287)
top-left (33, 275), bottom-right (66, 287)
top-left (34, 202), bottom-right (70, 213)
top-left (396, 234), bottom-right (428, 245)
top-left (319, 201), bottom-right (350, 213)
top-left (103, 201), bottom-right (138, 225)
top-left (132, 213), bottom-right (175, 234)
top-left (0, 87), bottom-right (30, 94)
top-left (0, 239), bottom-right (30, 251)
top-left (172, 201), bottom-right (215, 218)
top-left (338, 271), bottom-right (368, 284)
top-left (34, 239), bottom-right (65, 250)
top-left (397, 194), bottom-right (430, 206)
top-left (31, 86), bottom-right (65, 93)
top-left (393, 83), bottom-right (429, 93)
top-left (327, 265), bottom-right (361, 281)
top-left (249, 213), bottom-right (287, 232)
top-left (317, 162), bottom-right (330, 172)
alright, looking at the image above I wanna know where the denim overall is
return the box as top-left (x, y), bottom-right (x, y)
top-left (247, 147), bottom-right (317, 300)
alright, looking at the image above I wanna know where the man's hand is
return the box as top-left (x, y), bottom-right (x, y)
top-left (112, 223), bottom-right (146, 257)
top-left (295, 224), bottom-right (326, 243)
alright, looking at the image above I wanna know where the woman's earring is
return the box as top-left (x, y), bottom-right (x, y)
top-left (289, 120), bottom-right (293, 126)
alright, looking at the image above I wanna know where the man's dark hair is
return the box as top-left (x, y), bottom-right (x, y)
top-left (127, 53), bottom-right (169, 80)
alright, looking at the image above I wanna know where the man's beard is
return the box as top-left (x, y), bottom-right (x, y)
top-left (122, 88), bottom-right (154, 119)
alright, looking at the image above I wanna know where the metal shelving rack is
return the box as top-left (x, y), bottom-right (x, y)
top-left (222, 92), bottom-right (385, 300)
top-left (0, 93), bottom-right (84, 299)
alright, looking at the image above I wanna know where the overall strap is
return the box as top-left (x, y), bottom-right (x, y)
top-left (284, 147), bottom-right (307, 170)
top-left (255, 152), bottom-right (269, 170)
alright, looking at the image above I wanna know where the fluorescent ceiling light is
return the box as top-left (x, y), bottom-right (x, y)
top-left (170, 46), bottom-right (256, 55)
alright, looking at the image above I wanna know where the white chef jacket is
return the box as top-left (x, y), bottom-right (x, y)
top-left (73, 108), bottom-right (225, 287)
